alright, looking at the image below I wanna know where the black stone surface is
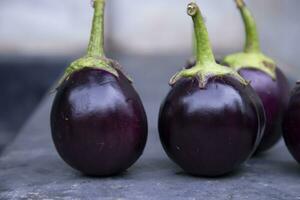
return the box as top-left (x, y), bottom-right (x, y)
top-left (0, 55), bottom-right (300, 199)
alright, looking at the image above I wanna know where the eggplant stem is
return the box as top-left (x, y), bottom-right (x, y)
top-left (235, 0), bottom-right (245, 8)
top-left (87, 0), bottom-right (106, 57)
top-left (235, 0), bottom-right (261, 53)
top-left (187, 2), bottom-right (216, 66)
top-left (168, 2), bottom-right (249, 88)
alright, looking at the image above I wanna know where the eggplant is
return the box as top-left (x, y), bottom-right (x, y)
top-left (283, 83), bottom-right (300, 163)
top-left (158, 2), bottom-right (266, 177)
top-left (222, 0), bottom-right (289, 153)
top-left (51, 0), bottom-right (147, 176)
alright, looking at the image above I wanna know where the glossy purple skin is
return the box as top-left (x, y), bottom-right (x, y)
top-left (51, 68), bottom-right (148, 176)
top-left (158, 76), bottom-right (265, 177)
top-left (283, 83), bottom-right (300, 163)
top-left (239, 67), bottom-right (289, 153)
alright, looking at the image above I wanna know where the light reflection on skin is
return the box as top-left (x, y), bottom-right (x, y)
top-left (182, 83), bottom-right (243, 116)
top-left (178, 82), bottom-right (256, 147)
top-left (69, 83), bottom-right (127, 119)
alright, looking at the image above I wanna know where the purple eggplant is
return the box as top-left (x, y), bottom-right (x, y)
top-left (239, 68), bottom-right (289, 153)
top-left (51, 0), bottom-right (147, 176)
top-left (283, 83), bottom-right (300, 163)
top-left (222, 0), bottom-right (289, 153)
top-left (158, 2), bottom-right (265, 177)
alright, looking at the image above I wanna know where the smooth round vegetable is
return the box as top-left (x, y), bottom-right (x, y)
top-left (158, 2), bottom-right (265, 177)
top-left (222, 0), bottom-right (289, 153)
top-left (283, 83), bottom-right (300, 163)
top-left (239, 68), bottom-right (289, 153)
top-left (51, 0), bottom-right (147, 176)
top-left (51, 68), bottom-right (147, 176)
top-left (159, 76), bottom-right (265, 176)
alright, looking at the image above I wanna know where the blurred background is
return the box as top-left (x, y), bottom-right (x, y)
top-left (0, 0), bottom-right (299, 153)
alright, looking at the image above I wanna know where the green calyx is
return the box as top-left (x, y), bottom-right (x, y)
top-left (170, 62), bottom-right (247, 88)
top-left (223, 52), bottom-right (276, 79)
top-left (60, 56), bottom-right (118, 83)
top-left (170, 2), bottom-right (247, 88)
top-left (58, 0), bottom-right (121, 86)
top-left (222, 0), bottom-right (277, 80)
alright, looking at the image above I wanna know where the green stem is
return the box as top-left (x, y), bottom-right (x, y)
top-left (87, 0), bottom-right (105, 57)
top-left (235, 0), bottom-right (261, 53)
top-left (187, 3), bottom-right (216, 66)
top-left (169, 2), bottom-right (248, 87)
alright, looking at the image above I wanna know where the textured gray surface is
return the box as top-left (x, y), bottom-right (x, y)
top-left (0, 55), bottom-right (300, 200)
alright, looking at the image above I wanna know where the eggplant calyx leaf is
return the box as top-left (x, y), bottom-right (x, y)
top-left (169, 62), bottom-right (248, 89)
top-left (222, 52), bottom-right (277, 80)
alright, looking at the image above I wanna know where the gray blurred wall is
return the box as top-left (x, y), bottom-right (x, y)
top-left (0, 0), bottom-right (299, 74)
